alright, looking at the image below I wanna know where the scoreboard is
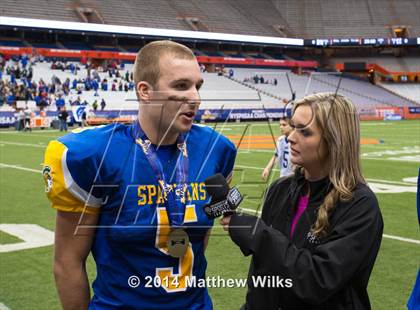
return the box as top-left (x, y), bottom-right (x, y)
top-left (304, 37), bottom-right (420, 47)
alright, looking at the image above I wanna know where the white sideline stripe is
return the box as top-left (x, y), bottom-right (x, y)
top-left (240, 208), bottom-right (420, 245)
top-left (0, 129), bottom-right (60, 133)
top-left (403, 177), bottom-right (418, 183)
top-left (363, 157), bottom-right (420, 163)
top-left (237, 150), bottom-right (420, 160)
top-left (2, 134), bottom-right (58, 139)
top-left (238, 149), bottom-right (273, 154)
top-left (235, 164), bottom-right (278, 171)
top-left (365, 178), bottom-right (415, 186)
top-left (235, 165), bottom-right (416, 186)
top-left (0, 141), bottom-right (46, 148)
top-left (0, 163), bottom-right (42, 174)
top-left (0, 303), bottom-right (10, 310)
top-left (382, 234), bottom-right (420, 245)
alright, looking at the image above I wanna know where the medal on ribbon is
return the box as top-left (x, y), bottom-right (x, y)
top-left (133, 121), bottom-right (189, 258)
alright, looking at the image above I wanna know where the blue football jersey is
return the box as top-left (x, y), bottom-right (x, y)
top-left (43, 122), bottom-right (237, 309)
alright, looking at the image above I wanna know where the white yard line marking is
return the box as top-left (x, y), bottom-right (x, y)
top-left (0, 129), bottom-right (59, 134)
top-left (237, 150), bottom-right (420, 161)
top-left (235, 165), bottom-right (417, 186)
top-left (381, 234), bottom-right (420, 245)
top-left (362, 146), bottom-right (420, 157)
top-left (0, 163), bottom-right (42, 174)
top-left (365, 178), bottom-right (415, 186)
top-left (363, 157), bottom-right (420, 163)
top-left (0, 141), bottom-right (46, 148)
top-left (237, 149), bottom-right (274, 154)
top-left (0, 224), bottom-right (54, 253)
top-left (235, 164), bottom-right (278, 171)
top-left (0, 302), bottom-right (11, 310)
top-left (403, 177), bottom-right (418, 184)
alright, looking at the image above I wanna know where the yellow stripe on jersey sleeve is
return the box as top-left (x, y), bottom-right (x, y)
top-left (43, 140), bottom-right (99, 215)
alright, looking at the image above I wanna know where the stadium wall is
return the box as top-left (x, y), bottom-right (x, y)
top-left (0, 46), bottom-right (318, 69)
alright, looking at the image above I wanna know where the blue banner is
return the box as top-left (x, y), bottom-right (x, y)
top-left (408, 107), bottom-right (420, 114)
top-left (0, 108), bottom-right (288, 127)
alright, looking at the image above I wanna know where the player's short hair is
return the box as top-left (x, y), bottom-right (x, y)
top-left (133, 40), bottom-right (196, 88)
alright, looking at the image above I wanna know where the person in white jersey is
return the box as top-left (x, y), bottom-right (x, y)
top-left (262, 117), bottom-right (294, 180)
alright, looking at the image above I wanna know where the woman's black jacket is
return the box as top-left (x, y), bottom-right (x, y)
top-left (229, 173), bottom-right (383, 310)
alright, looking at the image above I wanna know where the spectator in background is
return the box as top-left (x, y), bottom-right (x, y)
top-left (55, 94), bottom-right (65, 110)
top-left (81, 109), bottom-right (88, 128)
top-left (92, 79), bottom-right (99, 96)
top-left (128, 81), bottom-right (134, 91)
top-left (63, 78), bottom-right (70, 95)
top-left (7, 92), bottom-right (16, 106)
top-left (24, 105), bottom-right (32, 132)
top-left (58, 107), bottom-right (68, 132)
top-left (74, 96), bottom-right (81, 106)
top-left (100, 98), bottom-right (106, 111)
top-left (229, 68), bottom-right (234, 78)
top-left (18, 109), bottom-right (25, 131)
top-left (84, 78), bottom-right (92, 91)
top-left (101, 79), bottom-right (108, 91)
top-left (92, 100), bottom-right (98, 111)
top-left (39, 96), bottom-right (48, 108)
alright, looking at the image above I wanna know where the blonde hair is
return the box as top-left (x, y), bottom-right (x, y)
top-left (133, 40), bottom-right (195, 88)
top-left (293, 92), bottom-right (365, 238)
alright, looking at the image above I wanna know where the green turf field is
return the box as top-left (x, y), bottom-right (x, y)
top-left (0, 120), bottom-right (419, 310)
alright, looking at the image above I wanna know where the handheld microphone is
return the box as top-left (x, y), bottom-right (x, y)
top-left (203, 173), bottom-right (243, 219)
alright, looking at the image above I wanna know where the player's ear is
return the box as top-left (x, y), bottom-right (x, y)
top-left (137, 81), bottom-right (153, 103)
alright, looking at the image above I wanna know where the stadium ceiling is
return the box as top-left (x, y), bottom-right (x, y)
top-left (0, 16), bottom-right (304, 46)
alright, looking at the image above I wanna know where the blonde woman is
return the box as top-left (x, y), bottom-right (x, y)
top-left (221, 93), bottom-right (383, 310)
